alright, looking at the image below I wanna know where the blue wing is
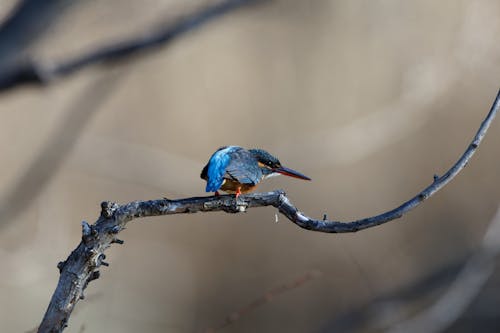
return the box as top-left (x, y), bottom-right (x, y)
top-left (205, 146), bottom-right (234, 192)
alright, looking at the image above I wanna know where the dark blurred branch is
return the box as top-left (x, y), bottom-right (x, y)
top-left (39, 91), bottom-right (498, 332)
top-left (320, 259), bottom-right (467, 333)
top-left (322, 207), bottom-right (500, 333)
top-left (204, 270), bottom-right (322, 332)
top-left (387, 206), bottom-right (500, 333)
top-left (0, 0), bottom-right (259, 228)
top-left (0, 0), bottom-right (73, 65)
top-left (0, 0), bottom-right (261, 93)
top-left (0, 0), bottom-right (76, 91)
top-left (0, 70), bottom-right (123, 230)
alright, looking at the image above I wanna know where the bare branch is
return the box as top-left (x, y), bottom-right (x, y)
top-left (0, 0), bottom-right (261, 93)
top-left (278, 89), bottom-right (499, 233)
top-left (297, 89), bottom-right (499, 232)
top-left (38, 91), bottom-right (498, 332)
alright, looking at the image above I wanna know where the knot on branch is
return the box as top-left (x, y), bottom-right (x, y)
top-left (57, 261), bottom-right (66, 273)
top-left (86, 249), bottom-right (109, 269)
top-left (101, 201), bottom-right (119, 218)
top-left (98, 254), bottom-right (109, 267)
top-left (418, 192), bottom-right (429, 201)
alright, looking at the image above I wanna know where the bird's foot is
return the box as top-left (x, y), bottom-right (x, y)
top-left (214, 191), bottom-right (220, 197)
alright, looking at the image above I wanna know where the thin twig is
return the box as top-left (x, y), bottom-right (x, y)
top-left (279, 89), bottom-right (499, 233)
top-left (38, 91), bottom-right (498, 332)
top-left (0, 0), bottom-right (261, 93)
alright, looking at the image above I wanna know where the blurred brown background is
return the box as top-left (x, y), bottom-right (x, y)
top-left (0, 0), bottom-right (499, 332)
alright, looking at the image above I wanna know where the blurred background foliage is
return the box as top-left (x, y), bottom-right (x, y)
top-left (0, 0), bottom-right (499, 332)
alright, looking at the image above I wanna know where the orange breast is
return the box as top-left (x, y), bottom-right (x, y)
top-left (220, 179), bottom-right (258, 194)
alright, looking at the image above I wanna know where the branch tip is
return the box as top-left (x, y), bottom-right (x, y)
top-left (111, 238), bottom-right (124, 244)
top-left (57, 261), bottom-right (65, 272)
top-left (81, 221), bottom-right (91, 236)
top-left (97, 254), bottom-right (109, 267)
top-left (89, 271), bottom-right (100, 282)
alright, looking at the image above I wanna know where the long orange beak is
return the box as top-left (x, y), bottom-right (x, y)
top-left (274, 166), bottom-right (311, 181)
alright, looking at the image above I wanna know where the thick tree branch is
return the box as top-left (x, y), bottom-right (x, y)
top-left (0, 0), bottom-right (261, 93)
top-left (38, 90), bottom-right (499, 332)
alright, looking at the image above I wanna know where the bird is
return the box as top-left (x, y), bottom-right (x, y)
top-left (200, 146), bottom-right (311, 197)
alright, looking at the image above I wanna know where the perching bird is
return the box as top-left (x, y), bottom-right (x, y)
top-left (200, 146), bottom-right (311, 196)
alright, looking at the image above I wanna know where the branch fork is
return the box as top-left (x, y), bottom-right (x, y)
top-left (38, 90), bottom-right (499, 332)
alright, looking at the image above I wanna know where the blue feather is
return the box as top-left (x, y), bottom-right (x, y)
top-left (205, 146), bottom-right (235, 192)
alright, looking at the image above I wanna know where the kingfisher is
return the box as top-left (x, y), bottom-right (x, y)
top-left (200, 146), bottom-right (311, 197)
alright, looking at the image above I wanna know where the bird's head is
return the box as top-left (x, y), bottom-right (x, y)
top-left (249, 149), bottom-right (311, 181)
